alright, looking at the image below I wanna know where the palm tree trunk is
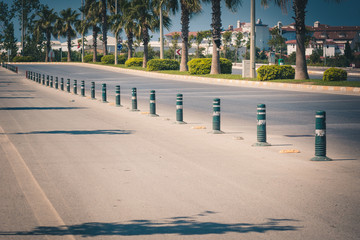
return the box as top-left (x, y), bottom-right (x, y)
top-left (67, 32), bottom-right (71, 62)
top-left (294, 0), bottom-right (309, 79)
top-left (180, 1), bottom-right (189, 72)
top-left (93, 29), bottom-right (98, 62)
top-left (127, 31), bottom-right (133, 59)
top-left (102, 0), bottom-right (107, 55)
top-left (210, 0), bottom-right (221, 74)
top-left (142, 27), bottom-right (149, 68)
top-left (45, 31), bottom-right (51, 62)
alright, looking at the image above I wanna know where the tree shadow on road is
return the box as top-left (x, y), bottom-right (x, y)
top-left (0, 216), bottom-right (300, 237)
top-left (11, 129), bottom-right (133, 135)
top-left (0, 107), bottom-right (86, 111)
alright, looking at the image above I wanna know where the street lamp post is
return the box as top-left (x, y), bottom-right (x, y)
top-left (250, 0), bottom-right (256, 78)
top-left (115, 0), bottom-right (118, 65)
top-left (81, 0), bottom-right (85, 63)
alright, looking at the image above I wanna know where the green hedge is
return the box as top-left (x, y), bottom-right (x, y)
top-left (257, 65), bottom-right (295, 81)
top-left (125, 57), bottom-right (143, 67)
top-left (187, 58), bottom-right (232, 75)
top-left (147, 59), bottom-right (179, 71)
top-left (84, 54), bottom-right (93, 62)
top-left (100, 55), bottom-right (128, 64)
top-left (12, 56), bottom-right (35, 62)
top-left (323, 67), bottom-right (347, 81)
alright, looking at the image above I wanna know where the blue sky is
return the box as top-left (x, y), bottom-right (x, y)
top-left (8, 0), bottom-right (360, 42)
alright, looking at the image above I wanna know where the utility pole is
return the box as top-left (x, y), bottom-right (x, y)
top-left (21, 0), bottom-right (24, 56)
top-left (250, 0), bottom-right (256, 78)
top-left (114, 0), bottom-right (118, 64)
top-left (81, 0), bottom-right (85, 62)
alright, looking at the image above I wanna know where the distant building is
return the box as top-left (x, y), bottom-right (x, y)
top-left (277, 21), bottom-right (360, 57)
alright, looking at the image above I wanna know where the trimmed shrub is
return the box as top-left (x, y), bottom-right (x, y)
top-left (187, 58), bottom-right (232, 75)
top-left (101, 55), bottom-right (115, 64)
top-left (61, 57), bottom-right (67, 62)
top-left (125, 57), bottom-right (143, 67)
top-left (323, 67), bottom-right (347, 81)
top-left (12, 56), bottom-right (35, 62)
top-left (147, 59), bottom-right (179, 71)
top-left (84, 54), bottom-right (93, 63)
top-left (118, 55), bottom-right (127, 64)
top-left (257, 65), bottom-right (295, 81)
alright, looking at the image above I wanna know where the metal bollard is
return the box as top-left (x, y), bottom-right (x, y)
top-left (26, 71), bottom-right (28, 79)
top-left (60, 78), bottom-right (64, 91)
top-left (253, 104), bottom-right (271, 146)
top-left (102, 83), bottom-right (107, 102)
top-left (131, 88), bottom-right (140, 111)
top-left (50, 76), bottom-right (53, 88)
top-left (149, 90), bottom-right (159, 117)
top-left (210, 98), bottom-right (223, 134)
top-left (73, 80), bottom-right (77, 94)
top-left (175, 94), bottom-right (186, 124)
top-left (66, 79), bottom-right (70, 93)
top-left (115, 85), bottom-right (122, 106)
top-left (55, 77), bottom-right (58, 89)
top-left (91, 82), bottom-right (95, 99)
top-left (35, 72), bottom-right (37, 82)
top-left (81, 81), bottom-right (85, 97)
top-left (311, 111), bottom-right (332, 161)
top-left (41, 74), bottom-right (44, 85)
top-left (46, 75), bottom-right (49, 86)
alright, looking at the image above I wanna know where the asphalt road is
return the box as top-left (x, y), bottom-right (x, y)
top-left (1, 65), bottom-right (360, 240)
top-left (16, 63), bottom-right (360, 160)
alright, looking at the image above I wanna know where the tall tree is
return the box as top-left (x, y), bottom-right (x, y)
top-left (154, 0), bottom-right (178, 59)
top-left (100, 0), bottom-right (108, 55)
top-left (129, 0), bottom-right (170, 68)
top-left (55, 8), bottom-right (80, 62)
top-left (34, 5), bottom-right (58, 62)
top-left (262, 0), bottom-right (342, 79)
top-left (268, 26), bottom-right (286, 60)
top-left (179, 0), bottom-right (202, 71)
top-left (82, 0), bottom-right (102, 62)
top-left (11, 0), bottom-right (40, 56)
top-left (222, 30), bottom-right (232, 59)
top-left (205, 0), bottom-right (242, 74)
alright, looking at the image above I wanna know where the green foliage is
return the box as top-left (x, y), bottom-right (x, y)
top-left (187, 58), bottom-right (232, 75)
top-left (101, 55), bottom-right (115, 64)
top-left (257, 65), bottom-right (295, 81)
top-left (84, 54), bottom-right (93, 62)
top-left (309, 48), bottom-right (322, 64)
top-left (61, 57), bottom-right (68, 62)
top-left (125, 57), bottom-right (143, 67)
top-left (147, 59), bottom-right (179, 71)
top-left (117, 55), bottom-right (127, 64)
top-left (12, 56), bottom-right (35, 62)
top-left (323, 67), bottom-right (347, 81)
top-left (285, 52), bottom-right (296, 65)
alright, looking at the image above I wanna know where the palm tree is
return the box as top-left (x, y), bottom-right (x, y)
top-left (154, 0), bottom-right (178, 59)
top-left (261, 0), bottom-right (342, 79)
top-left (222, 30), bottom-right (232, 59)
top-left (55, 8), bottom-right (80, 62)
top-left (129, 0), bottom-right (170, 68)
top-left (100, 0), bottom-right (108, 55)
top-left (179, 0), bottom-right (202, 71)
top-left (205, 0), bottom-right (242, 74)
top-left (82, 0), bottom-right (102, 62)
top-left (34, 5), bottom-right (57, 62)
top-left (233, 31), bottom-right (244, 62)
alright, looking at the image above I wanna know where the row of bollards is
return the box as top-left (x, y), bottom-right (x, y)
top-left (25, 70), bottom-right (331, 162)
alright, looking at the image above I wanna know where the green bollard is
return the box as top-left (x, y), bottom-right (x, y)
top-left (46, 75), bottom-right (49, 86)
top-left (115, 85), bottom-right (122, 106)
top-left (149, 90), bottom-right (159, 117)
top-left (42, 74), bottom-right (45, 85)
top-left (81, 81), bottom-right (85, 97)
top-left (50, 76), bottom-right (53, 88)
top-left (175, 94), bottom-right (186, 124)
top-left (55, 77), bottom-right (58, 89)
top-left (91, 82), bottom-right (95, 99)
top-left (66, 79), bottom-right (70, 93)
top-left (253, 104), bottom-right (271, 146)
top-left (102, 83), bottom-right (107, 102)
top-left (34, 72), bottom-right (37, 81)
top-left (210, 98), bottom-right (224, 134)
top-left (131, 88), bottom-right (140, 111)
top-left (35, 72), bottom-right (38, 82)
top-left (73, 80), bottom-right (78, 94)
top-left (311, 111), bottom-right (332, 161)
top-left (60, 78), bottom-right (64, 91)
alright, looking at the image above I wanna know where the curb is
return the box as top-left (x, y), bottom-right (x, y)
top-left (12, 62), bottom-right (360, 96)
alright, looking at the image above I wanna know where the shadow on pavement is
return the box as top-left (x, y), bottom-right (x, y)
top-left (0, 97), bottom-right (34, 99)
top-left (0, 107), bottom-right (86, 111)
top-left (12, 129), bottom-right (133, 135)
top-left (0, 217), bottom-right (300, 237)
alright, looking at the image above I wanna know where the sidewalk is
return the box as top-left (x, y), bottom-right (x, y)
top-left (0, 68), bottom-right (359, 240)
